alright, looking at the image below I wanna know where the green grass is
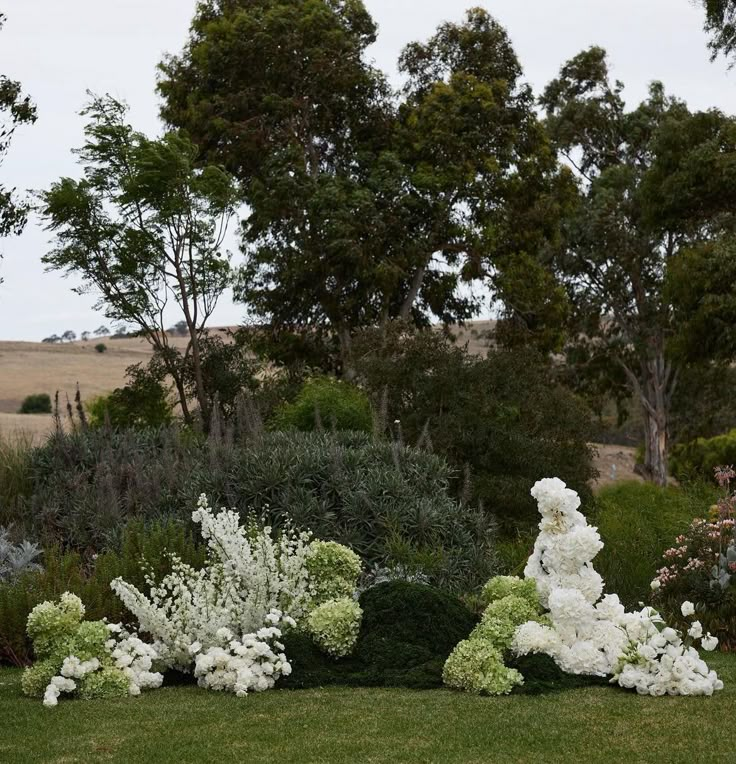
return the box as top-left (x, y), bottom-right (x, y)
top-left (3, 654), bottom-right (736, 763)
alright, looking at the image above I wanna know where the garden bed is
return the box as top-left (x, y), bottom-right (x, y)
top-left (3, 653), bottom-right (736, 763)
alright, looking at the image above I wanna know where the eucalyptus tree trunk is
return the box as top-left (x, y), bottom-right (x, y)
top-left (624, 350), bottom-right (677, 487)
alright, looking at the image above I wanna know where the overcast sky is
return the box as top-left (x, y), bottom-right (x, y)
top-left (0, 0), bottom-right (732, 341)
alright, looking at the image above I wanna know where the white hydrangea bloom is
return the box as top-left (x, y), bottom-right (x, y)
top-left (514, 477), bottom-right (723, 696)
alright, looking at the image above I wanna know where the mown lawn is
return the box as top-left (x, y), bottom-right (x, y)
top-left (3, 654), bottom-right (736, 764)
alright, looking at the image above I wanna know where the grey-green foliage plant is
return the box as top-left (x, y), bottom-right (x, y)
top-left (6, 427), bottom-right (496, 593)
top-left (0, 527), bottom-right (42, 582)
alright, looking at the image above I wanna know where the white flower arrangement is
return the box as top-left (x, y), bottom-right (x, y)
top-left (513, 478), bottom-right (723, 697)
top-left (111, 495), bottom-right (313, 670)
top-left (193, 610), bottom-right (292, 696)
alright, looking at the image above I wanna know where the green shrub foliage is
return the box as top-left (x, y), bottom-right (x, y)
top-left (355, 324), bottom-right (596, 528)
top-left (18, 394), bottom-right (52, 414)
top-left (671, 429), bottom-right (736, 482)
top-left (86, 366), bottom-right (173, 429)
top-left (281, 582), bottom-right (478, 689)
top-left (0, 520), bottom-right (205, 665)
top-left (271, 376), bottom-right (372, 433)
top-left (8, 429), bottom-right (495, 591)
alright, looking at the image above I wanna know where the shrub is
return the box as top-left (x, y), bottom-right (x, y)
top-left (0, 520), bottom-right (206, 665)
top-left (593, 481), bottom-right (718, 608)
top-left (270, 376), bottom-right (372, 433)
top-left (94, 343), bottom-right (107, 354)
top-left (0, 435), bottom-right (33, 524)
top-left (18, 394), bottom-right (52, 414)
top-left (355, 323), bottom-right (596, 529)
top-left (86, 366), bottom-right (173, 429)
top-left (281, 582), bottom-right (478, 689)
top-left (671, 429), bottom-right (736, 482)
top-left (12, 428), bottom-right (495, 591)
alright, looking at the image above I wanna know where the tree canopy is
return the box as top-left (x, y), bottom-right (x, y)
top-left (542, 46), bottom-right (736, 484)
top-left (40, 95), bottom-right (240, 424)
top-left (0, 13), bottom-right (37, 250)
top-left (158, 3), bottom-right (566, 372)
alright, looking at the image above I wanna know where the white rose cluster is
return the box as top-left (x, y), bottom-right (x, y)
top-left (111, 495), bottom-right (312, 670)
top-left (193, 611), bottom-right (292, 696)
top-left (513, 478), bottom-right (723, 696)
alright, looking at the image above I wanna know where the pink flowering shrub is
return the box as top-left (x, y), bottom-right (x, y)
top-left (651, 467), bottom-right (736, 649)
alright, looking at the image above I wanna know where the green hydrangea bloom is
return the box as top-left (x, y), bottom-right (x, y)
top-left (26, 593), bottom-right (85, 658)
top-left (21, 659), bottom-right (60, 698)
top-left (78, 667), bottom-right (129, 700)
top-left (470, 595), bottom-right (540, 650)
top-left (306, 597), bottom-right (363, 657)
top-left (481, 576), bottom-right (539, 609)
top-left (69, 621), bottom-right (111, 662)
top-left (307, 541), bottom-right (362, 604)
top-left (443, 638), bottom-right (523, 695)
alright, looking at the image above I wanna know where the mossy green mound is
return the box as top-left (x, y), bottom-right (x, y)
top-left (281, 581), bottom-right (477, 689)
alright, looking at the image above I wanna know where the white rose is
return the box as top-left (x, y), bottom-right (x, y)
top-left (681, 601), bottom-right (695, 617)
top-left (701, 634), bottom-right (719, 652)
top-left (688, 621), bottom-right (703, 640)
top-left (650, 579), bottom-right (661, 591)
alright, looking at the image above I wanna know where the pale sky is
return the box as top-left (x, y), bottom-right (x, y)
top-left (0, 0), bottom-right (732, 340)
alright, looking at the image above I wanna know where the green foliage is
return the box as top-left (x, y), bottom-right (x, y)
top-left (0, 520), bottom-right (206, 665)
top-left (0, 13), bottom-right (37, 242)
top-left (443, 638), bottom-right (523, 695)
top-left (271, 377), bottom-right (372, 433)
top-left (18, 394), bottom-right (51, 415)
top-left (86, 366), bottom-right (173, 429)
top-left (542, 46), bottom-right (736, 484)
top-left (281, 581), bottom-right (478, 690)
top-left (306, 540), bottom-right (362, 604)
top-left (671, 429), bottom-right (736, 483)
top-left (306, 598), bottom-right (363, 658)
top-left (6, 428), bottom-right (494, 591)
top-left (593, 481), bottom-right (718, 608)
top-left (506, 652), bottom-right (609, 695)
top-left (94, 343), bottom-right (107, 354)
top-left (0, 435), bottom-right (32, 518)
top-left (702, 0), bottom-right (736, 61)
top-left (39, 94), bottom-right (239, 425)
top-left (481, 575), bottom-right (538, 608)
top-left (160, 4), bottom-right (563, 371)
top-left (356, 324), bottom-right (596, 528)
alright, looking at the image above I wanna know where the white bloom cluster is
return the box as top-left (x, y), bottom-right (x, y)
top-left (43, 676), bottom-right (78, 708)
top-left (193, 611), bottom-right (292, 696)
top-left (43, 656), bottom-right (101, 707)
top-left (112, 495), bottom-right (312, 670)
top-left (513, 478), bottom-right (723, 696)
top-left (106, 626), bottom-right (164, 695)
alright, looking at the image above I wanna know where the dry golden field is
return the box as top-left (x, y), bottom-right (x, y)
top-left (0, 334), bottom-right (194, 443)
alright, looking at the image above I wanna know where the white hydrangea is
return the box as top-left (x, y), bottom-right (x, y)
top-left (106, 627), bottom-right (164, 695)
top-left (513, 477), bottom-right (723, 696)
top-left (111, 495), bottom-right (311, 670)
top-left (193, 610), bottom-right (292, 696)
top-left (43, 676), bottom-right (77, 708)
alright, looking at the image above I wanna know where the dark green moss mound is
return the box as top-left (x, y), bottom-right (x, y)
top-left (508, 653), bottom-right (611, 695)
top-left (281, 581), bottom-right (477, 689)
